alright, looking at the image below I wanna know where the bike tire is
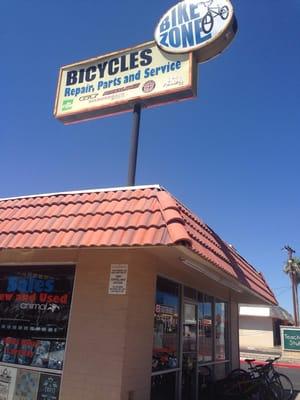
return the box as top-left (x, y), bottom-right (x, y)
top-left (259, 382), bottom-right (281, 400)
top-left (222, 382), bottom-right (256, 399)
top-left (273, 373), bottom-right (294, 400)
top-left (202, 12), bottom-right (214, 34)
top-left (220, 5), bottom-right (229, 20)
top-left (269, 381), bottom-right (283, 400)
top-left (227, 368), bottom-right (251, 381)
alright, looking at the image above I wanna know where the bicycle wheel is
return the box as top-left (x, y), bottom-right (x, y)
top-left (202, 12), bottom-right (214, 33)
top-left (228, 368), bottom-right (251, 381)
top-left (259, 382), bottom-right (281, 400)
top-left (269, 381), bottom-right (283, 400)
top-left (222, 381), bottom-right (256, 399)
top-left (273, 373), bottom-right (294, 400)
top-left (220, 5), bottom-right (229, 20)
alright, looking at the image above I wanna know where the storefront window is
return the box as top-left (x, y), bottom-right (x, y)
top-left (215, 301), bottom-right (228, 361)
top-left (152, 279), bottom-right (232, 400)
top-left (182, 301), bottom-right (197, 400)
top-left (184, 286), bottom-right (197, 301)
top-left (0, 265), bottom-right (74, 400)
top-left (183, 303), bottom-right (197, 353)
top-left (151, 372), bottom-right (177, 400)
top-left (0, 266), bottom-right (74, 370)
top-left (198, 294), bottom-right (213, 363)
top-left (152, 277), bottom-right (180, 372)
top-left (214, 362), bottom-right (229, 380)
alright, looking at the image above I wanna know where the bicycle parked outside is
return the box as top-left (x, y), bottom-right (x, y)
top-left (228, 357), bottom-right (294, 400)
top-left (216, 374), bottom-right (282, 399)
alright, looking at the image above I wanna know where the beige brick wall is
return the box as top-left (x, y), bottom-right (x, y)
top-left (61, 250), bottom-right (130, 400)
top-left (120, 253), bottom-right (156, 400)
top-left (0, 247), bottom-right (249, 400)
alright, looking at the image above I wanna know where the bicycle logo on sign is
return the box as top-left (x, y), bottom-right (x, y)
top-left (199, 0), bottom-right (230, 34)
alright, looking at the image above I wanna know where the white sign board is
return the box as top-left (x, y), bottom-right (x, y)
top-left (109, 264), bottom-right (128, 295)
top-left (54, 41), bottom-right (197, 124)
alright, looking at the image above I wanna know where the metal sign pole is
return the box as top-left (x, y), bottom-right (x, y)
top-left (127, 103), bottom-right (142, 186)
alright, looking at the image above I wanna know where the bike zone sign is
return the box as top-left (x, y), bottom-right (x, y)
top-left (154, 0), bottom-right (237, 62)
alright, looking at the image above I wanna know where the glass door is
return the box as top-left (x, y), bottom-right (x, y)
top-left (151, 277), bottom-right (180, 400)
top-left (181, 302), bottom-right (197, 400)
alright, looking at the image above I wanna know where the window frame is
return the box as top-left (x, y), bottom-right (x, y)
top-left (151, 276), bottom-right (232, 392)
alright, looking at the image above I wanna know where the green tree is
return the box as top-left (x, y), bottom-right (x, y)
top-left (284, 257), bottom-right (300, 284)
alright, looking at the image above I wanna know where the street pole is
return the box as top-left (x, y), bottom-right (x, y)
top-left (295, 278), bottom-right (299, 326)
top-left (127, 103), bottom-right (142, 186)
top-left (292, 272), bottom-right (299, 326)
top-left (284, 245), bottom-right (299, 326)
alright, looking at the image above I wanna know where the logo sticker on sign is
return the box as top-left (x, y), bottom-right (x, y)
top-left (154, 0), bottom-right (236, 62)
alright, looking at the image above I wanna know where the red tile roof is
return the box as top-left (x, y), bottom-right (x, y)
top-left (0, 185), bottom-right (276, 304)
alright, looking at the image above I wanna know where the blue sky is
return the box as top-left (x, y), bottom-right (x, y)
top-left (2, 0), bottom-right (300, 313)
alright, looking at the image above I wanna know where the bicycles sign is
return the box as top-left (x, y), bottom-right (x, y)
top-left (154, 0), bottom-right (237, 61)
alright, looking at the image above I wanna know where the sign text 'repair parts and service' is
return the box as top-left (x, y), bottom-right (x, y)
top-left (54, 42), bottom-right (196, 124)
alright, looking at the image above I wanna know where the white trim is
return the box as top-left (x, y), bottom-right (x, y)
top-left (240, 285), bottom-right (275, 306)
top-left (0, 262), bottom-right (76, 266)
top-left (0, 184), bottom-right (162, 202)
top-left (151, 368), bottom-right (180, 376)
top-left (239, 306), bottom-right (270, 317)
top-left (178, 247), bottom-right (275, 305)
top-left (180, 257), bottom-right (242, 293)
top-left (0, 361), bottom-right (62, 375)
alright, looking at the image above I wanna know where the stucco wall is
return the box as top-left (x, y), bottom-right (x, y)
top-left (120, 253), bottom-right (156, 400)
top-left (62, 250), bottom-right (129, 400)
top-left (120, 248), bottom-right (237, 399)
top-left (0, 247), bottom-right (254, 400)
top-left (239, 316), bottom-right (274, 348)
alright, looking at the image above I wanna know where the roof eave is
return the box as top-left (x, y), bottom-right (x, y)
top-left (0, 184), bottom-right (163, 202)
top-left (177, 245), bottom-right (277, 305)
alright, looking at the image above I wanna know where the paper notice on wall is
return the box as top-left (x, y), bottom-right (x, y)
top-left (108, 265), bottom-right (128, 295)
top-left (0, 366), bottom-right (17, 400)
top-left (14, 369), bottom-right (40, 400)
top-left (37, 374), bottom-right (61, 400)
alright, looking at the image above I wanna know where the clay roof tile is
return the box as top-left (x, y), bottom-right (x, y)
top-left (0, 185), bottom-right (276, 304)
